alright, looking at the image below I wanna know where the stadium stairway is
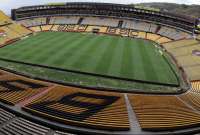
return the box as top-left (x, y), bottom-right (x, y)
top-left (118, 20), bottom-right (124, 28)
top-left (78, 18), bottom-right (84, 25)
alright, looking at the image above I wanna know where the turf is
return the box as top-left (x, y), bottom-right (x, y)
top-left (0, 32), bottom-right (179, 85)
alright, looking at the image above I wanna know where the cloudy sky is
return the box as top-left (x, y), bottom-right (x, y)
top-left (0, 0), bottom-right (200, 14)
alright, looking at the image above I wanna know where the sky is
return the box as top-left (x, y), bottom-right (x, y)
top-left (0, 0), bottom-right (200, 14)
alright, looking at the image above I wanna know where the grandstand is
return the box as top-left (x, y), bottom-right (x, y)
top-left (49, 16), bottom-right (79, 25)
top-left (0, 11), bottom-right (12, 26)
top-left (18, 18), bottom-right (46, 27)
top-left (23, 86), bottom-right (129, 130)
top-left (162, 39), bottom-right (200, 80)
top-left (0, 2), bottom-right (200, 135)
top-left (81, 17), bottom-right (119, 27)
top-left (0, 108), bottom-right (74, 135)
top-left (129, 94), bottom-right (200, 130)
top-left (0, 10), bottom-right (32, 47)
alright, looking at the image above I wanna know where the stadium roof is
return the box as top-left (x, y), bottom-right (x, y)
top-left (0, 0), bottom-right (199, 14)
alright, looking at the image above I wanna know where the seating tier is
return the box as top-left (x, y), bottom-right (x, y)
top-left (0, 70), bottom-right (51, 105)
top-left (23, 86), bottom-right (129, 130)
top-left (128, 94), bottom-right (200, 131)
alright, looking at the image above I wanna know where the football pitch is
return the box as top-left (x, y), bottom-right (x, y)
top-left (0, 32), bottom-right (179, 85)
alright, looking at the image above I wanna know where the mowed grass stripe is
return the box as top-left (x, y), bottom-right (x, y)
top-left (46, 33), bottom-right (91, 66)
top-left (83, 36), bottom-right (114, 72)
top-left (65, 35), bottom-right (100, 70)
top-left (6, 32), bottom-right (60, 60)
top-left (149, 44), bottom-right (176, 83)
top-left (108, 37), bottom-right (125, 77)
top-left (158, 56), bottom-right (178, 84)
top-left (0, 32), bottom-right (179, 85)
top-left (0, 32), bottom-right (54, 57)
top-left (44, 34), bottom-right (81, 65)
top-left (143, 41), bottom-right (160, 82)
top-left (19, 32), bottom-right (72, 61)
top-left (94, 36), bottom-right (120, 75)
top-left (32, 32), bottom-right (80, 63)
top-left (44, 33), bottom-right (85, 65)
top-left (59, 34), bottom-right (98, 68)
top-left (145, 43), bottom-right (178, 84)
top-left (130, 40), bottom-right (147, 80)
top-left (120, 38), bottom-right (135, 77)
top-left (137, 40), bottom-right (159, 82)
top-left (147, 45), bottom-right (167, 83)
top-left (70, 35), bottom-right (110, 72)
top-left (0, 33), bottom-right (44, 54)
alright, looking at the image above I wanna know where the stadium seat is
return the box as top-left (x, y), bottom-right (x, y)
top-left (137, 32), bottom-right (146, 39)
top-left (128, 94), bottom-right (200, 130)
top-left (0, 4), bottom-right (199, 134)
top-left (181, 92), bottom-right (200, 110)
top-left (117, 28), bottom-right (130, 36)
top-left (146, 33), bottom-right (161, 42)
top-left (0, 11), bottom-right (32, 46)
top-left (122, 20), bottom-right (151, 32)
top-left (23, 86), bottom-right (130, 130)
top-left (41, 25), bottom-right (53, 31)
top-left (7, 23), bottom-right (32, 36)
top-left (149, 23), bottom-right (158, 33)
top-left (162, 39), bottom-right (199, 50)
top-left (0, 26), bottom-right (21, 46)
top-left (29, 26), bottom-right (41, 32)
top-left (184, 66), bottom-right (200, 81)
top-left (81, 17), bottom-right (119, 27)
top-left (17, 20), bottom-right (33, 27)
top-left (65, 25), bottom-right (76, 31)
top-left (156, 36), bottom-right (172, 44)
top-left (106, 27), bottom-right (118, 35)
top-left (122, 20), bottom-right (136, 30)
top-left (76, 25), bottom-right (87, 32)
top-left (0, 112), bottom-right (51, 135)
top-left (0, 117), bottom-right (50, 135)
top-left (18, 18), bottom-right (46, 27)
top-left (0, 108), bottom-right (15, 124)
top-left (85, 26), bottom-right (108, 33)
top-left (161, 38), bottom-right (200, 81)
top-left (0, 107), bottom-right (74, 135)
top-left (0, 10), bottom-right (12, 26)
top-left (0, 70), bottom-right (51, 105)
top-left (180, 82), bottom-right (200, 112)
top-left (56, 25), bottom-right (68, 32)
top-left (191, 81), bottom-right (200, 92)
top-left (50, 16), bottom-right (80, 25)
top-left (129, 30), bottom-right (138, 37)
top-left (158, 26), bottom-right (191, 40)
top-left (168, 43), bottom-right (200, 57)
top-left (51, 25), bottom-right (60, 32)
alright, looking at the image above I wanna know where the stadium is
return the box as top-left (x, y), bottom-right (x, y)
top-left (0, 1), bottom-right (200, 135)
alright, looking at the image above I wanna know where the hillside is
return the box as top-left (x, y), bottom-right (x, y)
top-left (134, 3), bottom-right (200, 18)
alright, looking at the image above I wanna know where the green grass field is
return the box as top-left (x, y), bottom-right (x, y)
top-left (0, 32), bottom-right (178, 85)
